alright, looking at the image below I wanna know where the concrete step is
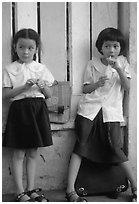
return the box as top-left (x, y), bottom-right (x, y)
top-left (2, 189), bottom-right (132, 202)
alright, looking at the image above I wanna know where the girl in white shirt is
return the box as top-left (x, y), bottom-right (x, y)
top-left (65, 28), bottom-right (137, 202)
top-left (3, 28), bottom-right (55, 202)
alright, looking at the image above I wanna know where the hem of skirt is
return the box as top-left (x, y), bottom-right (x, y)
top-left (3, 143), bottom-right (53, 149)
top-left (73, 150), bottom-right (128, 164)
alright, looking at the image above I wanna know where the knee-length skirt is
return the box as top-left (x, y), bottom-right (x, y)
top-left (73, 109), bottom-right (128, 164)
top-left (3, 98), bottom-right (53, 149)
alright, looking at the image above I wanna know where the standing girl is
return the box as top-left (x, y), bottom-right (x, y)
top-left (3, 28), bottom-right (55, 202)
top-left (65, 27), bottom-right (137, 202)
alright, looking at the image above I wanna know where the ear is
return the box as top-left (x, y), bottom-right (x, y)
top-left (100, 49), bottom-right (103, 54)
top-left (13, 44), bottom-right (17, 53)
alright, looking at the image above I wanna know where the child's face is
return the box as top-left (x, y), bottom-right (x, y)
top-left (15, 38), bottom-right (37, 63)
top-left (101, 41), bottom-right (121, 58)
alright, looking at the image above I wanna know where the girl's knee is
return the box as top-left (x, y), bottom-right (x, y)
top-left (12, 149), bottom-right (26, 160)
top-left (26, 148), bottom-right (38, 159)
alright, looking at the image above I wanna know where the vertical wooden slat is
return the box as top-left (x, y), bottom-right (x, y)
top-left (118, 2), bottom-right (131, 156)
top-left (2, 2), bottom-right (12, 133)
top-left (66, 2), bottom-right (70, 81)
top-left (92, 2), bottom-right (118, 58)
top-left (16, 2), bottom-right (37, 31)
top-left (90, 2), bottom-right (92, 60)
top-left (40, 2), bottom-right (66, 81)
top-left (71, 2), bottom-right (90, 95)
top-left (2, 2), bottom-right (12, 66)
top-left (37, 2), bottom-right (41, 62)
top-left (12, 2), bottom-right (15, 37)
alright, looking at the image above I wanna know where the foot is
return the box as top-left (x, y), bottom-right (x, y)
top-left (15, 192), bottom-right (35, 202)
top-left (65, 191), bottom-right (87, 202)
top-left (27, 188), bottom-right (49, 202)
top-left (131, 187), bottom-right (137, 202)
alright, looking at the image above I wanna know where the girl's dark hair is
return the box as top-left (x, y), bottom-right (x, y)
top-left (95, 27), bottom-right (126, 55)
top-left (11, 28), bottom-right (40, 61)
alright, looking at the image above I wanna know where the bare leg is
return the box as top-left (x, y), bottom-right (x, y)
top-left (25, 148), bottom-right (48, 201)
top-left (12, 149), bottom-right (25, 194)
top-left (66, 153), bottom-right (82, 193)
top-left (120, 160), bottom-right (136, 188)
top-left (66, 153), bottom-right (87, 201)
top-left (12, 149), bottom-right (31, 201)
top-left (26, 148), bottom-right (38, 191)
top-left (120, 160), bottom-right (137, 201)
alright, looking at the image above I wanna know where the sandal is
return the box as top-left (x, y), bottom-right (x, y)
top-left (15, 192), bottom-right (35, 202)
top-left (27, 188), bottom-right (49, 202)
top-left (65, 191), bottom-right (87, 202)
top-left (131, 187), bottom-right (137, 202)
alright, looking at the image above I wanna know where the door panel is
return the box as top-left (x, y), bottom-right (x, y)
top-left (40, 3), bottom-right (67, 81)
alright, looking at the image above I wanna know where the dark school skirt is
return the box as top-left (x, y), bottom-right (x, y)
top-left (73, 109), bottom-right (128, 164)
top-left (3, 98), bottom-right (53, 149)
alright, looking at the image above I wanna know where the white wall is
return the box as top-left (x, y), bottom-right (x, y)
top-left (128, 3), bottom-right (137, 178)
top-left (2, 131), bottom-right (75, 193)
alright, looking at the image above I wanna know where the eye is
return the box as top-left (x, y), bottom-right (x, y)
top-left (19, 45), bottom-right (23, 49)
top-left (29, 47), bottom-right (35, 51)
top-left (114, 45), bottom-right (120, 49)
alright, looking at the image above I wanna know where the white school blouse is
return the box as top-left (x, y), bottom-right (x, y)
top-left (3, 61), bottom-right (55, 101)
top-left (77, 56), bottom-right (131, 123)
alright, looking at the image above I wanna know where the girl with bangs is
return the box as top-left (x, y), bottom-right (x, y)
top-left (65, 27), bottom-right (137, 202)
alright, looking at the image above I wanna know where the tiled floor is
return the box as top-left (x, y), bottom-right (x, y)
top-left (2, 189), bottom-right (132, 202)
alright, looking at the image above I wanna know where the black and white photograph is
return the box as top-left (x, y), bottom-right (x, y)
top-left (2, 2), bottom-right (137, 202)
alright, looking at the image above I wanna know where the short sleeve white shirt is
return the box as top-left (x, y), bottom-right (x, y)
top-left (77, 56), bottom-right (131, 122)
top-left (3, 61), bottom-right (55, 101)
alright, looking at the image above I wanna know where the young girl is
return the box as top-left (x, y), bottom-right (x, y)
top-left (65, 28), bottom-right (137, 202)
top-left (3, 28), bottom-right (55, 202)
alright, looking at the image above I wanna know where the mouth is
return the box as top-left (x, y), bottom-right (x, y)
top-left (108, 55), bottom-right (114, 58)
top-left (107, 56), bottom-right (117, 61)
top-left (22, 56), bottom-right (30, 61)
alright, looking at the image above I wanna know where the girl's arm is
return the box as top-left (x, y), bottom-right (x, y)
top-left (108, 58), bottom-right (130, 91)
top-left (2, 79), bottom-right (35, 100)
top-left (40, 86), bottom-right (52, 99)
top-left (3, 86), bottom-right (26, 100)
top-left (83, 82), bottom-right (99, 94)
top-left (116, 67), bottom-right (130, 91)
top-left (83, 76), bottom-right (108, 94)
top-left (36, 80), bottom-right (52, 98)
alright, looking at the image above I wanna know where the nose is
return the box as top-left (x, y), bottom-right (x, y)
top-left (109, 46), bottom-right (114, 53)
top-left (24, 48), bottom-right (29, 54)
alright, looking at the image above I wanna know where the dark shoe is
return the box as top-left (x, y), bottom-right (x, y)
top-left (27, 188), bottom-right (49, 202)
top-left (65, 191), bottom-right (87, 202)
top-left (15, 192), bottom-right (35, 202)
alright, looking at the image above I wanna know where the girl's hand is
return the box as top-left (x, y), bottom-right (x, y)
top-left (36, 80), bottom-right (51, 98)
top-left (36, 80), bottom-right (46, 89)
top-left (107, 57), bottom-right (121, 70)
top-left (97, 76), bottom-right (108, 87)
top-left (25, 79), bottom-right (37, 89)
